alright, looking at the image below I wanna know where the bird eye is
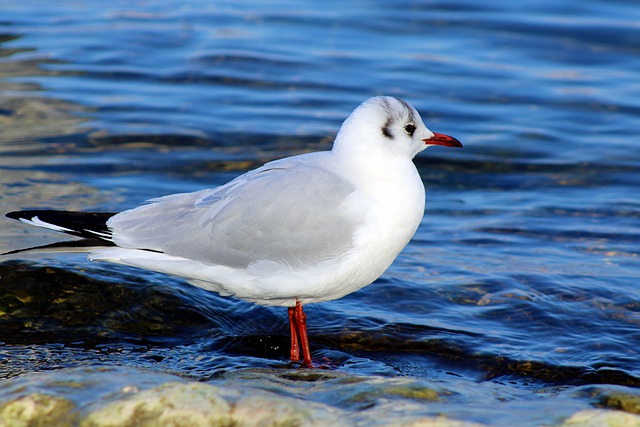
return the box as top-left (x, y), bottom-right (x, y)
top-left (404, 123), bottom-right (416, 136)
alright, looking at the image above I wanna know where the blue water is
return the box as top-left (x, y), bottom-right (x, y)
top-left (1, 1), bottom-right (639, 425)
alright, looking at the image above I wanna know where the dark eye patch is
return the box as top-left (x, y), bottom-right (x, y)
top-left (381, 118), bottom-right (393, 139)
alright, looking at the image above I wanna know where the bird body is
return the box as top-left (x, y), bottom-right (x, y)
top-left (6, 96), bottom-right (462, 366)
top-left (94, 146), bottom-right (425, 307)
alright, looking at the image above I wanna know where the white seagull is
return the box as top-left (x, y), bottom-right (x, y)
top-left (5, 96), bottom-right (462, 367)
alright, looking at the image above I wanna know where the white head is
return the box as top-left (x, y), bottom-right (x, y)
top-left (333, 96), bottom-right (461, 160)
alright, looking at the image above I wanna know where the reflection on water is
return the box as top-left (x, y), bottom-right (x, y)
top-left (1, 0), bottom-right (639, 425)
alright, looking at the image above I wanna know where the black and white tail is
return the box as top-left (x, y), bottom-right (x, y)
top-left (4, 210), bottom-right (117, 254)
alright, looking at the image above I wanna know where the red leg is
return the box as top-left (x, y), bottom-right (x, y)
top-left (288, 306), bottom-right (300, 362)
top-left (294, 301), bottom-right (313, 367)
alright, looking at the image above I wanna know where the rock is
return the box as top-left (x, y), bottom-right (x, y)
top-left (0, 366), bottom-right (465, 427)
top-left (79, 382), bottom-right (231, 427)
top-left (0, 393), bottom-right (77, 427)
top-left (600, 391), bottom-right (640, 415)
top-left (231, 387), bottom-right (343, 427)
top-left (2, 366), bottom-right (639, 427)
top-left (80, 380), bottom-right (344, 427)
top-left (560, 409), bottom-right (640, 427)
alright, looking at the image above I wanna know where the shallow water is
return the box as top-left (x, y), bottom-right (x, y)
top-left (1, 1), bottom-right (639, 425)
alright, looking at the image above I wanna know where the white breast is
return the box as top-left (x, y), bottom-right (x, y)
top-left (240, 156), bottom-right (426, 306)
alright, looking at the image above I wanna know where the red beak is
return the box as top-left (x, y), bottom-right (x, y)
top-left (423, 132), bottom-right (463, 148)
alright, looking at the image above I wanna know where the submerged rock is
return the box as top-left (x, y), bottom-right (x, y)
top-left (598, 389), bottom-right (640, 415)
top-left (0, 366), bottom-right (347, 427)
top-left (0, 393), bottom-right (77, 427)
top-left (80, 382), bottom-right (231, 427)
top-left (0, 366), bottom-right (458, 427)
top-left (81, 380), bottom-right (343, 427)
top-left (1, 366), bottom-right (640, 427)
top-left (560, 409), bottom-right (640, 427)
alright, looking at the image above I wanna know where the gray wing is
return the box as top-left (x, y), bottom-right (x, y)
top-left (108, 154), bottom-right (359, 269)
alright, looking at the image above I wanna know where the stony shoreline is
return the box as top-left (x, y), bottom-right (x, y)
top-left (1, 366), bottom-right (639, 427)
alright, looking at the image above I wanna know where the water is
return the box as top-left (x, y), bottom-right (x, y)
top-left (1, 0), bottom-right (639, 425)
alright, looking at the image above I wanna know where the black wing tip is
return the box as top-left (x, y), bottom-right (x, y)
top-left (5, 210), bottom-right (117, 222)
top-left (6, 210), bottom-right (30, 220)
top-left (5, 209), bottom-right (118, 240)
top-left (5, 209), bottom-right (78, 221)
top-left (2, 238), bottom-right (114, 256)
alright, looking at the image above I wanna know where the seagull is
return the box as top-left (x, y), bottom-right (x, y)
top-left (5, 96), bottom-right (462, 367)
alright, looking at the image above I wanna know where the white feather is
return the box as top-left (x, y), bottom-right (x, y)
top-left (20, 216), bottom-right (74, 233)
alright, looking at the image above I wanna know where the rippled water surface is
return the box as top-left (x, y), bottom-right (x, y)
top-left (1, 1), bottom-right (639, 425)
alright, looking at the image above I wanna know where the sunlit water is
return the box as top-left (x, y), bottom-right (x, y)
top-left (1, 1), bottom-right (639, 425)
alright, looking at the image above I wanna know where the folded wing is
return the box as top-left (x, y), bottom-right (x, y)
top-left (108, 155), bottom-right (360, 271)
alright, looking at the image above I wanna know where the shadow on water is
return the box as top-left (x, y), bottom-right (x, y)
top-left (2, 260), bottom-right (638, 389)
top-left (0, 260), bottom-right (216, 347)
top-left (0, 260), bottom-right (286, 378)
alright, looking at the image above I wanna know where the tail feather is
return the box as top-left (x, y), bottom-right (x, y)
top-left (6, 210), bottom-right (117, 241)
